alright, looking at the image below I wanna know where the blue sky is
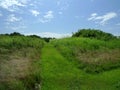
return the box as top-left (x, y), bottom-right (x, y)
top-left (0, 0), bottom-right (120, 38)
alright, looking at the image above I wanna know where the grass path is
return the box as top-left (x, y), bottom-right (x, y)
top-left (41, 44), bottom-right (83, 90)
top-left (41, 44), bottom-right (120, 90)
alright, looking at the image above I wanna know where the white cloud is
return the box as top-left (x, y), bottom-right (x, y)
top-left (7, 25), bottom-right (26, 31)
top-left (0, 0), bottom-right (27, 12)
top-left (6, 14), bottom-right (21, 22)
top-left (88, 12), bottom-right (117, 25)
top-left (25, 32), bottom-right (72, 38)
top-left (5, 21), bottom-right (27, 31)
top-left (60, 3), bottom-right (69, 10)
top-left (56, 0), bottom-right (70, 10)
top-left (44, 11), bottom-right (54, 19)
top-left (88, 13), bottom-right (97, 20)
top-left (30, 10), bottom-right (40, 17)
top-left (91, 13), bottom-right (97, 16)
top-left (40, 11), bottom-right (54, 23)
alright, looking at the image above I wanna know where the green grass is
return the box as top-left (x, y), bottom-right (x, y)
top-left (0, 35), bottom-right (45, 90)
top-left (1, 35), bottom-right (120, 90)
top-left (41, 44), bottom-right (83, 90)
top-left (84, 69), bottom-right (120, 90)
top-left (50, 37), bottom-right (120, 73)
top-left (41, 43), bottom-right (120, 90)
top-left (0, 35), bottom-right (44, 49)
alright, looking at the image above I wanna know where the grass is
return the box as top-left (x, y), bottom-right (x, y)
top-left (41, 43), bottom-right (120, 90)
top-left (1, 35), bottom-right (120, 90)
top-left (41, 44), bottom-right (82, 90)
top-left (50, 37), bottom-right (120, 73)
top-left (0, 35), bottom-right (45, 90)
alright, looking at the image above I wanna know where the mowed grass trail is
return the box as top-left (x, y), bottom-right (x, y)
top-left (41, 44), bottom-right (120, 90)
top-left (41, 44), bottom-right (83, 90)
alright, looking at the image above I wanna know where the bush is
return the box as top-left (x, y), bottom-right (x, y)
top-left (10, 32), bottom-right (24, 36)
top-left (72, 29), bottom-right (117, 41)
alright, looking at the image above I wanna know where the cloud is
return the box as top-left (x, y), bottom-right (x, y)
top-left (5, 21), bottom-right (27, 31)
top-left (60, 3), bottom-right (69, 10)
top-left (44, 11), bottom-right (54, 19)
top-left (25, 32), bottom-right (72, 38)
top-left (6, 25), bottom-right (26, 31)
top-left (88, 12), bottom-right (117, 25)
top-left (57, 0), bottom-right (70, 10)
top-left (6, 14), bottom-right (21, 22)
top-left (40, 11), bottom-right (54, 23)
top-left (30, 10), bottom-right (40, 17)
top-left (0, 0), bottom-right (27, 12)
top-left (88, 13), bottom-right (97, 20)
top-left (4, 12), bottom-right (26, 31)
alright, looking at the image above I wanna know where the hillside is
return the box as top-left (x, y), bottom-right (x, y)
top-left (51, 37), bottom-right (120, 73)
top-left (49, 37), bottom-right (120, 90)
top-left (0, 35), bottom-right (45, 90)
top-left (0, 31), bottom-right (120, 90)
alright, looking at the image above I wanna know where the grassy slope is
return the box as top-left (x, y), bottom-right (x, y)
top-left (41, 44), bottom-right (120, 90)
top-left (0, 35), bottom-right (44, 90)
top-left (50, 37), bottom-right (120, 73)
top-left (1, 35), bottom-right (120, 90)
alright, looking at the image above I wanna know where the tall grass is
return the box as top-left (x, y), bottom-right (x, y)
top-left (42, 38), bottom-right (120, 90)
top-left (50, 37), bottom-right (120, 73)
top-left (0, 35), bottom-right (45, 90)
top-left (0, 35), bottom-right (44, 49)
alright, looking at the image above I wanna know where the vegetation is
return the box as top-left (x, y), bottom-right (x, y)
top-left (42, 37), bottom-right (55, 42)
top-left (28, 35), bottom-right (42, 39)
top-left (51, 37), bottom-right (120, 73)
top-left (41, 44), bottom-right (82, 90)
top-left (72, 29), bottom-right (117, 41)
top-left (41, 37), bottom-right (120, 90)
top-left (0, 34), bottom-right (45, 90)
top-left (0, 30), bottom-right (120, 90)
top-left (9, 32), bottom-right (24, 36)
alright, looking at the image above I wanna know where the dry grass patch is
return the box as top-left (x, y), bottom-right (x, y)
top-left (0, 48), bottom-right (34, 82)
top-left (0, 47), bottom-right (41, 90)
top-left (77, 49), bottom-right (120, 64)
top-left (76, 49), bottom-right (120, 73)
top-left (0, 58), bottom-right (30, 82)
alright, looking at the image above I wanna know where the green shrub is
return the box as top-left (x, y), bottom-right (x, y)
top-left (72, 29), bottom-right (117, 41)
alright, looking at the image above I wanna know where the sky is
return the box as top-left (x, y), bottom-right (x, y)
top-left (0, 0), bottom-right (120, 38)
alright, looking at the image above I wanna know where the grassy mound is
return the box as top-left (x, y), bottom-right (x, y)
top-left (41, 38), bottom-right (120, 90)
top-left (72, 29), bottom-right (117, 41)
top-left (1, 33), bottom-right (120, 90)
top-left (51, 37), bottom-right (120, 73)
top-left (0, 35), bottom-right (45, 90)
